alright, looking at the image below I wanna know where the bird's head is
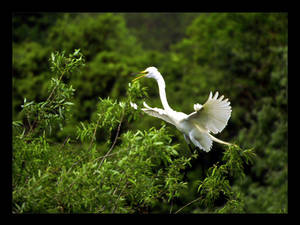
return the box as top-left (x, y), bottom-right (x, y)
top-left (132, 66), bottom-right (162, 82)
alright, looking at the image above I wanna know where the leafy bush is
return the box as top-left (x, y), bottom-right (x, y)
top-left (12, 12), bottom-right (287, 213)
top-left (13, 50), bottom-right (256, 213)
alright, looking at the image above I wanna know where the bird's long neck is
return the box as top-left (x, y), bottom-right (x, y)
top-left (157, 76), bottom-right (172, 111)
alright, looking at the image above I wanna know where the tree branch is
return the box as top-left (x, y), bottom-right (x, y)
top-left (112, 181), bottom-right (128, 213)
top-left (174, 196), bottom-right (202, 214)
top-left (97, 112), bottom-right (124, 170)
top-left (87, 115), bottom-right (101, 151)
top-left (25, 71), bottom-right (65, 137)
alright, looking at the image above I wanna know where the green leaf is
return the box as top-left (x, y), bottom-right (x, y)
top-left (171, 149), bottom-right (178, 155)
top-left (128, 178), bottom-right (136, 185)
top-left (212, 166), bottom-right (217, 176)
top-left (197, 183), bottom-right (203, 193)
top-left (64, 102), bottom-right (74, 106)
top-left (51, 52), bottom-right (55, 62)
top-left (59, 107), bottom-right (63, 118)
top-left (13, 120), bottom-right (23, 127)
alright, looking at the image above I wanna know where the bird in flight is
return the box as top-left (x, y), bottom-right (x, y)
top-left (132, 66), bottom-right (233, 152)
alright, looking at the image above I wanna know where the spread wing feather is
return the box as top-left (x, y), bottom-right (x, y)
top-left (186, 91), bottom-right (232, 134)
top-left (141, 102), bottom-right (175, 125)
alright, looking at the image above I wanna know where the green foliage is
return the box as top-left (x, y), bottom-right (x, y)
top-left (13, 13), bottom-right (146, 140)
top-left (173, 145), bottom-right (255, 213)
top-left (14, 49), bottom-right (85, 138)
top-left (12, 55), bottom-right (193, 212)
top-left (123, 13), bottom-right (198, 51)
top-left (12, 13), bottom-right (62, 43)
top-left (12, 13), bottom-right (287, 213)
top-left (13, 49), bottom-right (255, 214)
top-left (167, 13), bottom-right (287, 213)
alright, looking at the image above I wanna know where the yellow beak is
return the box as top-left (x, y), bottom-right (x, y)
top-left (132, 70), bottom-right (147, 82)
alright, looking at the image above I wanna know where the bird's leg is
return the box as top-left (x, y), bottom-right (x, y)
top-left (208, 133), bottom-right (232, 146)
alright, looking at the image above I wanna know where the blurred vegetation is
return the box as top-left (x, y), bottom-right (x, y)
top-left (12, 12), bottom-right (287, 213)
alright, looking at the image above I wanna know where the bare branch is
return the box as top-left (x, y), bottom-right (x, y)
top-left (97, 112), bottom-right (124, 170)
top-left (174, 196), bottom-right (202, 214)
top-left (112, 181), bottom-right (128, 213)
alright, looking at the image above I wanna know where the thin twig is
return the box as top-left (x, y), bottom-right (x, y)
top-left (26, 114), bottom-right (32, 131)
top-left (97, 112), bottom-right (124, 170)
top-left (25, 72), bottom-right (65, 137)
top-left (25, 118), bottom-right (38, 138)
top-left (87, 115), bottom-right (101, 151)
top-left (59, 136), bottom-right (70, 150)
top-left (174, 196), bottom-right (202, 214)
top-left (112, 175), bottom-right (124, 196)
top-left (169, 199), bottom-right (173, 214)
top-left (46, 72), bottom-right (65, 102)
top-left (93, 151), bottom-right (120, 162)
top-left (112, 181), bottom-right (128, 213)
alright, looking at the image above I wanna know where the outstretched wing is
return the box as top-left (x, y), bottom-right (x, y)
top-left (185, 91), bottom-right (232, 134)
top-left (141, 102), bottom-right (175, 125)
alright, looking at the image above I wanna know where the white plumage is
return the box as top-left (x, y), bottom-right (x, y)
top-left (132, 67), bottom-right (233, 152)
top-left (187, 91), bottom-right (232, 135)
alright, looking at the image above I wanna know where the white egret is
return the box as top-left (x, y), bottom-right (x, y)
top-left (132, 66), bottom-right (233, 152)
